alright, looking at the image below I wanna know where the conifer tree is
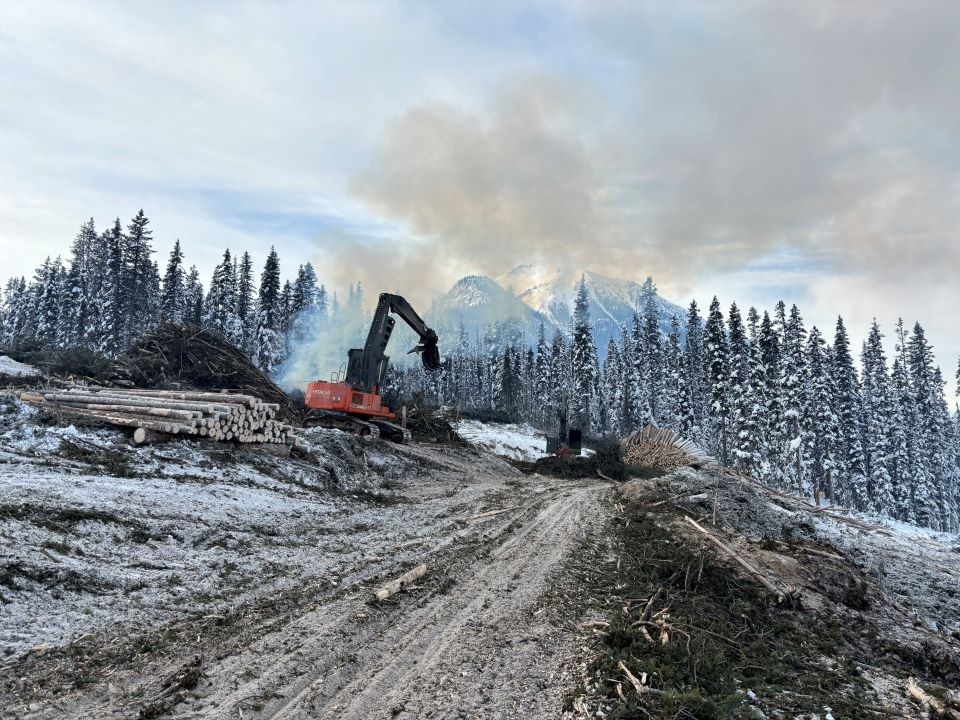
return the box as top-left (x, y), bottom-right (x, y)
top-left (733, 333), bottom-right (766, 476)
top-left (831, 316), bottom-right (868, 510)
top-left (570, 276), bottom-right (600, 434)
top-left (254, 247), bottom-right (284, 372)
top-left (33, 257), bottom-right (66, 347)
top-left (121, 209), bottom-right (155, 347)
top-left (534, 323), bottom-right (550, 427)
top-left (860, 321), bottom-right (896, 515)
top-left (802, 327), bottom-right (838, 502)
top-left (236, 251), bottom-right (255, 353)
top-left (906, 322), bottom-right (945, 528)
top-left (549, 329), bottom-right (569, 429)
top-left (160, 239), bottom-right (186, 325)
top-left (759, 311), bottom-right (785, 484)
top-left (705, 297), bottom-right (730, 465)
top-left (603, 338), bottom-right (624, 436)
top-left (182, 265), bottom-right (204, 327)
top-left (0, 277), bottom-right (30, 347)
top-left (640, 278), bottom-right (663, 422)
top-left (62, 218), bottom-right (96, 347)
top-left (780, 304), bottom-right (807, 493)
top-left (204, 249), bottom-right (240, 341)
top-left (684, 300), bottom-right (707, 439)
top-left (97, 219), bottom-right (126, 354)
top-left (661, 316), bottom-right (683, 430)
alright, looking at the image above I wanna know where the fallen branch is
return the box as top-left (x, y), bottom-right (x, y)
top-left (459, 507), bottom-right (516, 523)
top-left (906, 677), bottom-right (960, 718)
top-left (371, 564), bottom-right (428, 603)
top-left (684, 516), bottom-right (785, 601)
top-left (618, 659), bottom-right (646, 695)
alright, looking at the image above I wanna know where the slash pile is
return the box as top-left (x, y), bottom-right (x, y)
top-left (621, 425), bottom-right (716, 470)
top-left (20, 388), bottom-right (296, 445)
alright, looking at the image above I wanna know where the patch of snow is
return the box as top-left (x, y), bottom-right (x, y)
top-left (457, 420), bottom-right (548, 462)
top-left (0, 355), bottom-right (38, 377)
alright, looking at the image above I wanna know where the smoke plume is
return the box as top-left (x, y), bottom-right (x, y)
top-left (333, 2), bottom-right (960, 310)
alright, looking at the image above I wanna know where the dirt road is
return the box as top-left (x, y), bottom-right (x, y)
top-left (4, 439), bottom-right (612, 720)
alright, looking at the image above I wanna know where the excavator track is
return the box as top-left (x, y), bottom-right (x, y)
top-left (303, 410), bottom-right (381, 440)
top-left (368, 418), bottom-right (412, 443)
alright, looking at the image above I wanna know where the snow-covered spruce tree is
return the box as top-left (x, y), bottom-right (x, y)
top-left (121, 209), bottom-right (156, 348)
top-left (92, 219), bottom-right (126, 354)
top-left (660, 316), bottom-right (683, 430)
top-left (704, 297), bottom-right (730, 466)
top-left (0, 277), bottom-right (31, 347)
top-left (33, 257), bottom-right (66, 347)
top-left (534, 323), bottom-right (550, 427)
top-left (61, 218), bottom-right (97, 348)
top-left (628, 312), bottom-right (654, 429)
top-left (802, 327), bottom-right (838, 503)
top-left (860, 321), bottom-right (896, 516)
top-left (603, 338), bottom-right (624, 437)
top-left (684, 300), bottom-right (707, 441)
top-left (733, 331), bottom-right (766, 476)
top-left (759, 311), bottom-right (785, 485)
top-left (499, 345), bottom-right (520, 419)
top-left (570, 276), bottom-right (601, 434)
top-left (448, 320), bottom-right (471, 409)
top-left (289, 262), bottom-right (319, 347)
top-left (254, 247), bottom-right (285, 372)
top-left (667, 315), bottom-right (696, 437)
top-left (160, 239), bottom-right (186, 325)
top-left (640, 278), bottom-right (664, 422)
top-left (204, 249), bottom-right (240, 342)
top-left (831, 317), bottom-right (868, 510)
top-left (618, 321), bottom-right (635, 431)
top-left (779, 304), bottom-right (807, 494)
top-left (236, 251), bottom-right (255, 354)
top-left (548, 329), bottom-right (570, 429)
top-left (906, 323), bottom-right (947, 529)
top-left (182, 265), bottom-right (204, 327)
top-left (931, 366), bottom-right (959, 532)
top-left (890, 357), bottom-right (916, 521)
top-left (279, 281), bottom-right (293, 340)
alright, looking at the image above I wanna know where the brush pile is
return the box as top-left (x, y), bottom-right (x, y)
top-left (621, 425), bottom-right (716, 470)
top-left (116, 324), bottom-right (300, 421)
top-left (20, 388), bottom-right (296, 445)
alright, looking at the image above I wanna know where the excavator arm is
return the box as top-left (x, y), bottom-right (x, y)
top-left (344, 293), bottom-right (440, 393)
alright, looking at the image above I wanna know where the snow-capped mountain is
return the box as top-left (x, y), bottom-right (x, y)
top-left (428, 265), bottom-right (686, 354)
top-left (427, 275), bottom-right (549, 344)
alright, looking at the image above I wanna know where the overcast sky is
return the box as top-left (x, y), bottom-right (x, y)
top-left (2, 1), bottom-right (958, 392)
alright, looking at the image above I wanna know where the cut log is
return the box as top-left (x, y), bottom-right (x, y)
top-left (371, 564), bottom-right (428, 603)
top-left (133, 428), bottom-right (175, 445)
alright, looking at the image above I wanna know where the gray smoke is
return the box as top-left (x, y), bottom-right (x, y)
top-left (336, 2), bottom-right (960, 307)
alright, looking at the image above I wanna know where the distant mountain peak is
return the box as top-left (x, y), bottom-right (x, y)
top-left (429, 265), bottom-right (685, 355)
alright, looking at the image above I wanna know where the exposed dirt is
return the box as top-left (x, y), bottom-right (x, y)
top-left (2, 430), bottom-right (613, 720)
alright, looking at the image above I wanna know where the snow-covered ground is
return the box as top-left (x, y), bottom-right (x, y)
top-left (0, 356), bottom-right (38, 377)
top-left (456, 419), bottom-right (548, 461)
top-left (0, 396), bottom-right (521, 658)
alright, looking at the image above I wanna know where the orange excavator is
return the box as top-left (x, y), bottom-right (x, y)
top-left (304, 293), bottom-right (441, 441)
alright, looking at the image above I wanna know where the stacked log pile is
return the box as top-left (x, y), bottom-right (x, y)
top-left (20, 388), bottom-right (296, 445)
top-left (621, 425), bottom-right (716, 470)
